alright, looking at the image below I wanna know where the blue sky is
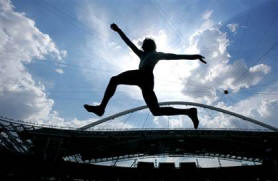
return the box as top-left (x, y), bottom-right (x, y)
top-left (1, 0), bottom-right (278, 130)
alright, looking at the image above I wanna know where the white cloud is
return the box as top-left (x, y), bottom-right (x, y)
top-left (202, 10), bottom-right (213, 20)
top-left (193, 81), bottom-right (278, 130)
top-left (55, 68), bottom-right (64, 74)
top-left (94, 119), bottom-right (134, 129)
top-left (226, 23), bottom-right (239, 33)
top-left (169, 116), bottom-right (184, 128)
top-left (0, 0), bottom-right (67, 124)
top-left (38, 111), bottom-right (96, 129)
top-left (77, 1), bottom-right (110, 45)
top-left (224, 83), bottom-right (278, 128)
top-left (181, 16), bottom-right (270, 104)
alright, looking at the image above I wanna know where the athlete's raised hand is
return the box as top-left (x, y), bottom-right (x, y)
top-left (196, 55), bottom-right (206, 64)
top-left (111, 23), bottom-right (120, 32)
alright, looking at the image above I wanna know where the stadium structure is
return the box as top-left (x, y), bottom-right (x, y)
top-left (1, 101), bottom-right (278, 181)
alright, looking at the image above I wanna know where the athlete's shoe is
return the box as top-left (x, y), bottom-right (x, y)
top-left (84, 104), bottom-right (104, 116)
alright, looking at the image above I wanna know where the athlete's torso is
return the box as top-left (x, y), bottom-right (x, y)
top-left (138, 51), bottom-right (161, 72)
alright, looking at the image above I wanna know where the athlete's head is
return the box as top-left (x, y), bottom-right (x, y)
top-left (142, 38), bottom-right (156, 52)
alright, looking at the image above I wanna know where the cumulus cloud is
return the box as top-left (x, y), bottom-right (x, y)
top-left (223, 83), bottom-right (278, 128)
top-left (0, 0), bottom-right (67, 123)
top-left (226, 23), bottom-right (239, 33)
top-left (39, 111), bottom-right (95, 129)
top-left (181, 13), bottom-right (270, 104)
top-left (55, 68), bottom-right (64, 74)
top-left (149, 11), bottom-right (274, 130)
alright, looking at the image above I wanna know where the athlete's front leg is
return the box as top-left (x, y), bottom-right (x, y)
top-left (84, 70), bottom-right (141, 116)
top-left (84, 75), bottom-right (121, 116)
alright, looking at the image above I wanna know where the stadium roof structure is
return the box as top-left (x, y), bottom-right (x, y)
top-left (20, 127), bottom-right (278, 163)
top-left (0, 102), bottom-right (278, 163)
top-left (1, 102), bottom-right (278, 180)
top-left (0, 101), bottom-right (277, 165)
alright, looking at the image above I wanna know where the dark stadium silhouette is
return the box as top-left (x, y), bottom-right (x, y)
top-left (1, 101), bottom-right (278, 180)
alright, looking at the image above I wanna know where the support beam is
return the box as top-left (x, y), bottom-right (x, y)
top-left (79, 101), bottom-right (278, 131)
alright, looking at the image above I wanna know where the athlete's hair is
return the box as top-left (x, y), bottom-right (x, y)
top-left (142, 38), bottom-right (156, 52)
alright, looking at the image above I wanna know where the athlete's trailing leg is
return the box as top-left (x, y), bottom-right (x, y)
top-left (142, 88), bottom-right (199, 129)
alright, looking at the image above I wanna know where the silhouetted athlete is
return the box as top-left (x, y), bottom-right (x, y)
top-left (84, 23), bottom-right (206, 129)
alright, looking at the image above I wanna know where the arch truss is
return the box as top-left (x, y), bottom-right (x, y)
top-left (79, 101), bottom-right (278, 131)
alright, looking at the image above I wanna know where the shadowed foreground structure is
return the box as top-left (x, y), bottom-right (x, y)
top-left (1, 114), bottom-right (278, 180)
top-left (0, 152), bottom-right (274, 181)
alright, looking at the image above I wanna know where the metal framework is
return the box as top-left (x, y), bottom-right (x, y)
top-left (79, 101), bottom-right (278, 131)
top-left (1, 116), bottom-right (278, 165)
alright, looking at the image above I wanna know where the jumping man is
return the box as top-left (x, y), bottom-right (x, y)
top-left (84, 23), bottom-right (207, 129)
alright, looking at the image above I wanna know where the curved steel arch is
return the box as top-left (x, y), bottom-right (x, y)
top-left (79, 101), bottom-right (278, 131)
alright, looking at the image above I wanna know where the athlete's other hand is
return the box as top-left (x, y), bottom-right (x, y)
top-left (111, 23), bottom-right (120, 32)
top-left (196, 55), bottom-right (206, 64)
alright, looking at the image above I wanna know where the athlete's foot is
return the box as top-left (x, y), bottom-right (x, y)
top-left (84, 104), bottom-right (104, 116)
top-left (188, 108), bottom-right (199, 129)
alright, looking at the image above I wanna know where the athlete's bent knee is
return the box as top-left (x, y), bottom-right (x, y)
top-left (150, 107), bottom-right (162, 116)
top-left (110, 76), bottom-right (119, 85)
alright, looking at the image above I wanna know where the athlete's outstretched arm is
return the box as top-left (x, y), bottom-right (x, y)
top-left (111, 23), bottom-right (142, 57)
top-left (158, 53), bottom-right (207, 64)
